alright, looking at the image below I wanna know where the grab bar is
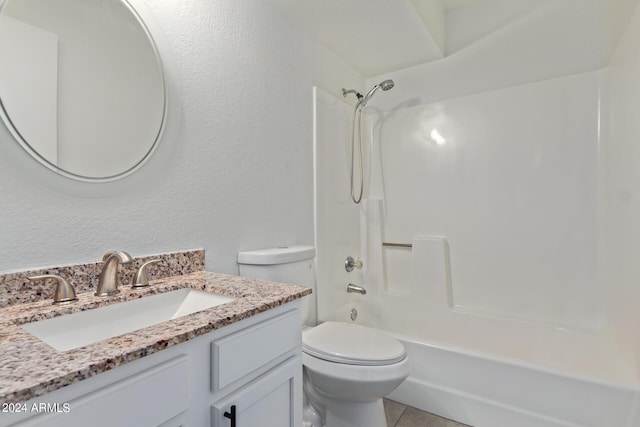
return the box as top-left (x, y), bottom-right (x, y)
top-left (382, 242), bottom-right (412, 248)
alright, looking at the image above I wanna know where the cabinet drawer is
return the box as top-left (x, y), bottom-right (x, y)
top-left (211, 309), bottom-right (300, 391)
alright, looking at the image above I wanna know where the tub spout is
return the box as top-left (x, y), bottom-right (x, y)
top-left (346, 283), bottom-right (366, 295)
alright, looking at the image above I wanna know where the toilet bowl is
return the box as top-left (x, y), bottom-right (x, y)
top-left (302, 321), bottom-right (410, 427)
top-left (237, 246), bottom-right (410, 427)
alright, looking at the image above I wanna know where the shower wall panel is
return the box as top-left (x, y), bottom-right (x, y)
top-left (367, 71), bottom-right (604, 332)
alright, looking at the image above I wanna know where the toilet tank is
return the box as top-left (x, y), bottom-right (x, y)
top-left (238, 246), bottom-right (316, 325)
top-left (237, 246), bottom-right (315, 286)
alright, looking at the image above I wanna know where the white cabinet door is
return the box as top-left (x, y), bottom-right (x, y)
top-left (10, 356), bottom-right (189, 427)
top-left (211, 356), bottom-right (302, 427)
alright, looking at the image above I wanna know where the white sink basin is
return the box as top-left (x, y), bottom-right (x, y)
top-left (20, 289), bottom-right (235, 351)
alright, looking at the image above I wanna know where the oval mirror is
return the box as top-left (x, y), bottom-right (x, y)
top-left (0, 0), bottom-right (165, 181)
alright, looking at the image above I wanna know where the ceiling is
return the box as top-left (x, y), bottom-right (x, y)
top-left (270, 0), bottom-right (640, 79)
top-left (271, 0), bottom-right (446, 77)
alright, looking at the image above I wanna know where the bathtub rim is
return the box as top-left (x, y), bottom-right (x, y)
top-left (389, 330), bottom-right (638, 391)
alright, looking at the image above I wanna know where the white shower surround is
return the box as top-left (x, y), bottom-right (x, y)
top-left (365, 72), bottom-right (603, 333)
top-left (313, 5), bottom-right (640, 420)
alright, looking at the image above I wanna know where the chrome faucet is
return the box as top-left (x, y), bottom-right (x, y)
top-left (346, 283), bottom-right (367, 295)
top-left (95, 250), bottom-right (133, 296)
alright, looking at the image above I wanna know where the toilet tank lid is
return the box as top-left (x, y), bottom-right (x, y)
top-left (238, 245), bottom-right (315, 265)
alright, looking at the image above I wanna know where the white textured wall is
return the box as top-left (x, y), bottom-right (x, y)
top-left (0, 0), bottom-right (362, 273)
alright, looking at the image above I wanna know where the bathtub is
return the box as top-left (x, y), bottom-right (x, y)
top-left (333, 253), bottom-right (640, 426)
top-left (340, 283), bottom-right (639, 427)
top-left (385, 328), bottom-right (639, 427)
top-left (344, 223), bottom-right (640, 426)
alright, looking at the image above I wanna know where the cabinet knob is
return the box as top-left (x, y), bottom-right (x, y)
top-left (223, 405), bottom-right (236, 427)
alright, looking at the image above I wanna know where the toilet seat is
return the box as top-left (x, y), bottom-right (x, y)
top-left (303, 321), bottom-right (406, 366)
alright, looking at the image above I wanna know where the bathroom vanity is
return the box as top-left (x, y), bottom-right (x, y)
top-left (0, 270), bottom-right (309, 427)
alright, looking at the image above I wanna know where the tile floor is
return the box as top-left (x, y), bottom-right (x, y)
top-left (384, 399), bottom-right (472, 427)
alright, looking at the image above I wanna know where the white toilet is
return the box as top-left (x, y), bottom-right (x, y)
top-left (238, 246), bottom-right (410, 427)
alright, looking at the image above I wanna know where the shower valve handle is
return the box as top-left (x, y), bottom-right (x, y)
top-left (345, 256), bottom-right (363, 272)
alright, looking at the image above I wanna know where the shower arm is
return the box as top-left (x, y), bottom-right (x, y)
top-left (342, 88), bottom-right (363, 102)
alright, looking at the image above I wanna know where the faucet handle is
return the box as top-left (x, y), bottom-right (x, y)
top-left (29, 275), bottom-right (78, 305)
top-left (345, 256), bottom-right (363, 272)
top-left (131, 259), bottom-right (161, 288)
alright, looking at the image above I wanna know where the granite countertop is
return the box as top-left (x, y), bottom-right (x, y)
top-left (0, 271), bottom-right (311, 404)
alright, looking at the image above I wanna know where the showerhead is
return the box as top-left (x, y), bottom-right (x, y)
top-left (380, 79), bottom-right (394, 91)
top-left (361, 79), bottom-right (395, 106)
